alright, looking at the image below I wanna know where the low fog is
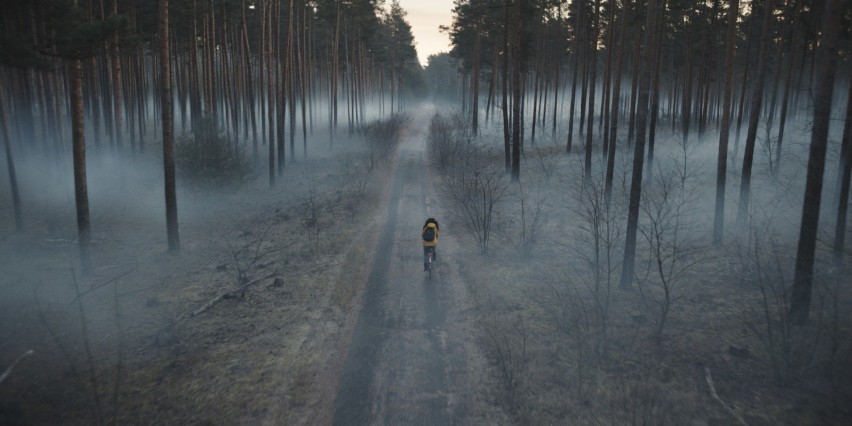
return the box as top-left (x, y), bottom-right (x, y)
top-left (2, 0), bottom-right (851, 425)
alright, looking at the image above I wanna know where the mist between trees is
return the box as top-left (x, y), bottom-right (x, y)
top-left (0, 0), bottom-right (425, 260)
top-left (422, 0), bottom-right (850, 422)
top-left (1, 0), bottom-right (851, 424)
top-left (434, 0), bottom-right (851, 329)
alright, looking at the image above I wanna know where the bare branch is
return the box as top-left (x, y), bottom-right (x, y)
top-left (0, 349), bottom-right (34, 385)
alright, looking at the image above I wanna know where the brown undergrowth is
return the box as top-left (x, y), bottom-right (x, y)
top-left (0, 131), bottom-right (399, 425)
top-left (435, 122), bottom-right (852, 425)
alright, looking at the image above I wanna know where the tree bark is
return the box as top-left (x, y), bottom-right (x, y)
top-left (584, 0), bottom-right (600, 181)
top-left (789, 0), bottom-right (845, 325)
top-left (620, 0), bottom-right (658, 289)
top-left (605, 0), bottom-right (630, 207)
top-left (511, 0), bottom-right (521, 181)
top-left (646, 0), bottom-right (665, 177)
top-left (472, 20), bottom-right (481, 135)
top-left (565, 3), bottom-right (580, 153)
top-left (111, 0), bottom-right (123, 149)
top-left (503, 1), bottom-right (511, 170)
top-left (736, 0), bottom-right (775, 228)
top-left (833, 83), bottom-right (852, 260)
top-left (160, 0), bottom-right (180, 251)
top-left (774, 0), bottom-right (803, 176)
top-left (70, 58), bottom-right (93, 270)
top-left (0, 72), bottom-right (23, 231)
top-left (713, 0), bottom-right (738, 245)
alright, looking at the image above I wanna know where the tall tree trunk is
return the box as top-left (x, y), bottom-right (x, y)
top-left (190, 0), bottom-right (202, 131)
top-left (620, 0), bottom-right (658, 289)
top-left (774, 0), bottom-right (803, 176)
top-left (160, 0), bottom-right (180, 251)
top-left (626, 18), bottom-right (641, 145)
top-left (680, 7), bottom-right (695, 145)
top-left (551, 27), bottom-right (560, 137)
top-left (566, 21), bottom-right (580, 153)
top-left (241, 0), bottom-right (258, 160)
top-left (697, 0), bottom-right (718, 138)
top-left (111, 0), bottom-right (123, 149)
top-left (286, 0), bottom-right (295, 161)
top-left (578, 1), bottom-right (588, 138)
top-left (789, 0), bottom-right (845, 325)
top-left (265, 0), bottom-right (276, 186)
top-left (605, 0), bottom-right (630, 207)
top-left (332, 2), bottom-right (340, 141)
top-left (736, 0), bottom-right (775, 228)
top-left (833, 83), bottom-right (852, 260)
top-left (300, 2), bottom-right (308, 158)
top-left (0, 74), bottom-right (23, 231)
top-left (601, 0), bottom-right (615, 149)
top-left (276, 0), bottom-right (286, 175)
top-left (646, 0), bottom-right (665, 177)
top-left (511, 0), bottom-right (521, 181)
top-left (713, 0), bottom-right (739, 245)
top-left (733, 26), bottom-right (753, 168)
top-left (503, 1), bottom-right (511, 170)
top-left (472, 20), bottom-right (481, 134)
top-left (70, 58), bottom-right (92, 269)
top-left (486, 47), bottom-right (498, 123)
top-left (584, 0), bottom-right (600, 181)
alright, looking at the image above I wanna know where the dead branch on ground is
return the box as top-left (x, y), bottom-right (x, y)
top-left (704, 366), bottom-right (749, 426)
top-left (176, 272), bottom-right (279, 322)
top-left (0, 349), bottom-right (34, 385)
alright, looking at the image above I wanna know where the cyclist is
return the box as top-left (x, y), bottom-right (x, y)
top-left (422, 218), bottom-right (439, 271)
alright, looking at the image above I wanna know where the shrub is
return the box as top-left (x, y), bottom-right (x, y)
top-left (427, 112), bottom-right (475, 171)
top-left (175, 116), bottom-right (251, 188)
top-left (361, 112), bottom-right (410, 171)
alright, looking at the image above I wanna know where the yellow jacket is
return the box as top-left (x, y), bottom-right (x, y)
top-left (422, 223), bottom-right (439, 247)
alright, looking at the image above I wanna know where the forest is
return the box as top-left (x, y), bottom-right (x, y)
top-left (1, 0), bottom-right (851, 424)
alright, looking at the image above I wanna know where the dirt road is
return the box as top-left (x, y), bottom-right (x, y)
top-left (332, 107), bottom-right (490, 425)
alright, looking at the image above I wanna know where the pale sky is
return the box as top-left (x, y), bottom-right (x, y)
top-left (395, 0), bottom-right (455, 66)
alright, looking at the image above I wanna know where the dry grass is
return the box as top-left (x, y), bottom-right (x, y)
top-left (0, 135), bottom-right (397, 425)
top-left (437, 125), bottom-right (852, 425)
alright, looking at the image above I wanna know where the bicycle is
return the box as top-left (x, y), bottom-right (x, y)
top-left (424, 247), bottom-right (434, 279)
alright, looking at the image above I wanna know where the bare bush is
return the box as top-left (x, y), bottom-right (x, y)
top-left (33, 272), bottom-right (127, 425)
top-left (738, 224), bottom-right (799, 384)
top-left (636, 163), bottom-right (703, 342)
top-left (428, 112), bottom-right (509, 254)
top-left (534, 146), bottom-right (561, 183)
top-left (175, 114), bottom-right (251, 189)
top-left (427, 112), bottom-right (476, 171)
top-left (302, 184), bottom-right (322, 251)
top-left (506, 181), bottom-right (548, 257)
top-left (735, 216), bottom-right (851, 397)
top-left (223, 224), bottom-right (284, 298)
top-left (361, 112), bottom-right (410, 171)
top-left (571, 172), bottom-right (625, 294)
top-left (483, 307), bottom-right (529, 416)
top-left (759, 115), bottom-right (778, 177)
top-left (442, 159), bottom-right (508, 254)
top-left (539, 269), bottom-right (620, 401)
